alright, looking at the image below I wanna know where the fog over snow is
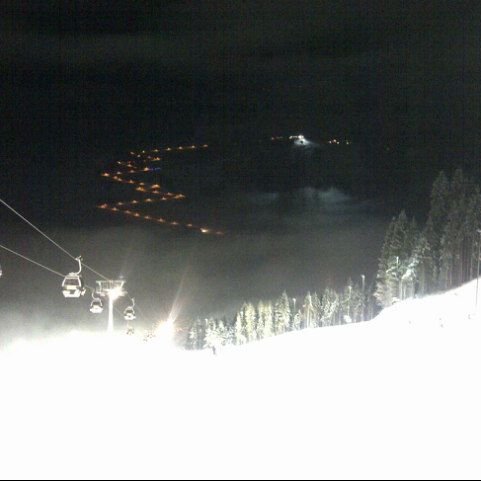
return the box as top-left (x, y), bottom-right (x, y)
top-left (1, 280), bottom-right (480, 479)
top-left (0, 188), bottom-right (388, 344)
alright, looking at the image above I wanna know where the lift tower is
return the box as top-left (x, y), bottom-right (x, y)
top-left (96, 280), bottom-right (126, 333)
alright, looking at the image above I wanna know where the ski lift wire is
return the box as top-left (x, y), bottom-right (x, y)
top-left (0, 197), bottom-right (109, 281)
top-left (0, 243), bottom-right (65, 278)
top-left (0, 243), bottom-right (96, 293)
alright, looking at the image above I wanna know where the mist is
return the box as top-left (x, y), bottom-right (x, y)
top-left (0, 187), bottom-right (389, 345)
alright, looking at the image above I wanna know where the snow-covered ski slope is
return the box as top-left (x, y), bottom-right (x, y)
top-left (1, 281), bottom-right (481, 480)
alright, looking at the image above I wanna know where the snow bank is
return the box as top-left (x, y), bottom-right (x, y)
top-left (1, 282), bottom-right (481, 479)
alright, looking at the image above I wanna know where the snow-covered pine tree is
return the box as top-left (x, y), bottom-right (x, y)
top-left (451, 169), bottom-right (474, 285)
top-left (411, 232), bottom-right (432, 296)
top-left (244, 302), bottom-right (257, 342)
top-left (256, 301), bottom-right (265, 340)
top-left (376, 211), bottom-right (418, 307)
top-left (311, 292), bottom-right (322, 327)
top-left (351, 281), bottom-right (366, 323)
top-left (440, 204), bottom-right (460, 290)
top-left (234, 303), bottom-right (248, 345)
top-left (439, 169), bottom-right (474, 289)
top-left (340, 279), bottom-right (354, 324)
top-left (261, 301), bottom-right (274, 338)
top-left (466, 187), bottom-right (481, 281)
top-left (302, 292), bottom-right (315, 329)
top-left (291, 310), bottom-right (302, 331)
top-left (204, 317), bottom-right (221, 351)
top-left (188, 318), bottom-right (206, 350)
top-left (216, 318), bottom-right (230, 348)
top-left (273, 291), bottom-right (291, 335)
top-left (365, 279), bottom-right (377, 321)
top-left (424, 171), bottom-right (451, 291)
top-left (398, 217), bottom-right (419, 300)
top-left (358, 275), bottom-right (368, 322)
top-left (320, 287), bottom-right (340, 326)
top-left (375, 215), bottom-right (397, 307)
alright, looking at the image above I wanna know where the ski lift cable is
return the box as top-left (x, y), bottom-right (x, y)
top-left (0, 197), bottom-right (109, 281)
top-left (0, 243), bottom-right (97, 293)
top-left (0, 199), bottom-right (146, 320)
top-left (0, 243), bottom-right (66, 278)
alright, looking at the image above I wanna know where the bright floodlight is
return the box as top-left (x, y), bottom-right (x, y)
top-left (108, 286), bottom-right (124, 301)
top-left (96, 280), bottom-right (126, 332)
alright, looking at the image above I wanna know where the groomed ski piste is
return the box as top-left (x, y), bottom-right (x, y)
top-left (1, 280), bottom-right (480, 480)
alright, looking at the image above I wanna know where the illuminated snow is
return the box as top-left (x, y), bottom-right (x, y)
top-left (1, 281), bottom-right (481, 479)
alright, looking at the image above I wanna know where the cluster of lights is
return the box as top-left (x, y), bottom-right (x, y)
top-left (271, 134), bottom-right (305, 142)
top-left (98, 144), bottom-right (224, 236)
top-left (129, 143), bottom-right (209, 160)
top-left (270, 134), bottom-right (351, 146)
top-left (327, 139), bottom-right (351, 145)
top-left (99, 204), bottom-right (223, 235)
top-left (100, 173), bottom-right (184, 199)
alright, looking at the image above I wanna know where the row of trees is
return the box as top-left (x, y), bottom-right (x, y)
top-left (375, 169), bottom-right (481, 307)
top-left (187, 280), bottom-right (377, 351)
top-left (185, 169), bottom-right (481, 351)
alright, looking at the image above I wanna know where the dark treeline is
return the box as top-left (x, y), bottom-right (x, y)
top-left (375, 168), bottom-right (481, 307)
top-left (186, 280), bottom-right (377, 352)
top-left (185, 168), bottom-right (481, 351)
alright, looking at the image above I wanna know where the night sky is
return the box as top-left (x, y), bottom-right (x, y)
top-left (2, 1), bottom-right (481, 214)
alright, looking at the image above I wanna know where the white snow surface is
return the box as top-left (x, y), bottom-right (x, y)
top-left (1, 280), bottom-right (481, 479)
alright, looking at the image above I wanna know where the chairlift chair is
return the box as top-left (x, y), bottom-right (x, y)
top-left (62, 256), bottom-right (87, 298)
top-left (124, 298), bottom-right (136, 322)
top-left (124, 306), bottom-right (136, 322)
top-left (89, 297), bottom-right (104, 314)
